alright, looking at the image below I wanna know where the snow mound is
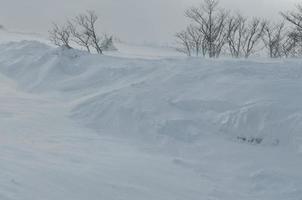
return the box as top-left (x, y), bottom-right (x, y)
top-left (0, 41), bottom-right (302, 200)
top-left (0, 41), bottom-right (302, 150)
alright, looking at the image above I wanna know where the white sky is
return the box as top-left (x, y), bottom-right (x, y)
top-left (0, 0), bottom-right (298, 44)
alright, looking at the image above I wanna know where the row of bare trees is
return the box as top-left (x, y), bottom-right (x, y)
top-left (49, 11), bottom-right (116, 54)
top-left (176, 0), bottom-right (302, 58)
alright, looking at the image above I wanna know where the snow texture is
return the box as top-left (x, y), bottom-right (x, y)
top-left (0, 37), bottom-right (301, 200)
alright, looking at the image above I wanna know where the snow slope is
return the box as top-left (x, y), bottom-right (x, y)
top-left (0, 40), bottom-right (302, 200)
top-left (0, 28), bottom-right (182, 59)
top-left (0, 29), bottom-right (49, 44)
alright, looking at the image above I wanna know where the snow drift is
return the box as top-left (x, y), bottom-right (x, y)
top-left (0, 40), bottom-right (302, 200)
top-left (0, 41), bottom-right (302, 150)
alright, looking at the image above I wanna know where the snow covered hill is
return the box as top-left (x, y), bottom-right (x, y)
top-left (1, 41), bottom-right (302, 148)
top-left (0, 40), bottom-right (302, 200)
top-left (0, 28), bottom-right (48, 44)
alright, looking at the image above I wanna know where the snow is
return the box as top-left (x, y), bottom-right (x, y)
top-left (0, 37), bottom-right (302, 200)
top-left (0, 29), bottom-right (49, 44)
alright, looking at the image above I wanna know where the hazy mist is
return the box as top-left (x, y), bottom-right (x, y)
top-left (0, 0), bottom-right (298, 44)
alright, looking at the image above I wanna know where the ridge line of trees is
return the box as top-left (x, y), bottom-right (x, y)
top-left (176, 0), bottom-right (302, 58)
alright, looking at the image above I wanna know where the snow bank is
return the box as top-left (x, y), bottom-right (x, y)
top-left (0, 40), bottom-right (302, 200)
top-left (0, 41), bottom-right (302, 150)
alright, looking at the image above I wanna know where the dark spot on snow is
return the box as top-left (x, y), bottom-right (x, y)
top-left (237, 136), bottom-right (263, 145)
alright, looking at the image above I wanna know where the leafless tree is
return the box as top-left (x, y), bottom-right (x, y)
top-left (281, 32), bottom-right (299, 57)
top-left (75, 11), bottom-right (103, 54)
top-left (281, 4), bottom-right (302, 56)
top-left (283, 31), bottom-right (302, 57)
top-left (262, 22), bottom-right (286, 58)
top-left (68, 21), bottom-right (91, 53)
top-left (281, 4), bottom-right (302, 32)
top-left (185, 0), bottom-right (228, 58)
top-left (175, 30), bottom-right (193, 56)
top-left (49, 23), bottom-right (73, 49)
top-left (186, 25), bottom-right (204, 56)
top-left (177, 0), bottom-right (302, 58)
top-left (175, 24), bottom-right (206, 56)
top-left (241, 18), bottom-right (266, 58)
top-left (226, 15), bottom-right (266, 58)
top-left (226, 14), bottom-right (247, 58)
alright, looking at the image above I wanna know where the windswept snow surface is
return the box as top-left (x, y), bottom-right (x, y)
top-left (0, 41), bottom-right (302, 200)
top-left (0, 29), bottom-right (48, 44)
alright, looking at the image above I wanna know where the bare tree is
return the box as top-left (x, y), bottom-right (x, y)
top-left (177, 0), bottom-right (302, 58)
top-left (241, 18), bottom-right (266, 58)
top-left (226, 14), bottom-right (247, 58)
top-left (281, 4), bottom-right (302, 32)
top-left (175, 24), bottom-right (206, 57)
top-left (262, 22), bottom-right (286, 58)
top-left (49, 11), bottom-right (116, 54)
top-left (226, 15), bottom-right (266, 58)
top-left (185, 0), bottom-right (228, 58)
top-left (187, 25), bottom-right (204, 56)
top-left (175, 30), bottom-right (193, 56)
top-left (49, 23), bottom-right (73, 49)
top-left (68, 21), bottom-right (91, 53)
top-left (283, 31), bottom-right (302, 57)
top-left (281, 4), bottom-right (302, 56)
top-left (75, 11), bottom-right (103, 54)
top-left (281, 32), bottom-right (299, 57)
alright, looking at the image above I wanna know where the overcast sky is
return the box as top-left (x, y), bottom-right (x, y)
top-left (0, 0), bottom-right (298, 44)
